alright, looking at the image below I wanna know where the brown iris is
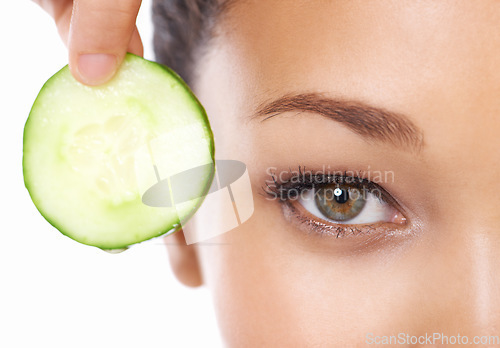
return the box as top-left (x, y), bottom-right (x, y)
top-left (314, 183), bottom-right (367, 221)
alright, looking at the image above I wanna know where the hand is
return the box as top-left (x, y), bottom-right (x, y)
top-left (34, 0), bottom-right (144, 86)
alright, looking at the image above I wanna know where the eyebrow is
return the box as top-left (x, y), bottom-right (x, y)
top-left (253, 93), bottom-right (424, 152)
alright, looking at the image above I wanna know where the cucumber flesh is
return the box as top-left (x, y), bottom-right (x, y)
top-left (23, 53), bottom-right (214, 250)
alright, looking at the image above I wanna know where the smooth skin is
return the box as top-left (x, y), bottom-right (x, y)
top-left (34, 0), bottom-right (143, 85)
top-left (40, 0), bottom-right (500, 346)
top-left (167, 0), bottom-right (500, 346)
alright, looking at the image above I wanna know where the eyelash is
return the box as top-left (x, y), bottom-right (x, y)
top-left (263, 166), bottom-right (405, 238)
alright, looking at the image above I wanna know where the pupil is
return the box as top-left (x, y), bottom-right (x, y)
top-left (334, 188), bottom-right (349, 204)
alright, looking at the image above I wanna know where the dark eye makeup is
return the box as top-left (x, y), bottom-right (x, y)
top-left (263, 166), bottom-right (409, 239)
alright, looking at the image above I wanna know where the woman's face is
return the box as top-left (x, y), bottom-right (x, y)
top-left (168, 1), bottom-right (500, 345)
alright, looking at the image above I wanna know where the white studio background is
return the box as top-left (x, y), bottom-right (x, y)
top-left (0, 1), bottom-right (222, 347)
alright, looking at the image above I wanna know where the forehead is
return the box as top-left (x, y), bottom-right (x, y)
top-left (215, 1), bottom-right (499, 101)
top-left (201, 0), bottom-right (500, 162)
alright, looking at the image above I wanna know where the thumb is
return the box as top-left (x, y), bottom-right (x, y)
top-left (68, 0), bottom-right (143, 86)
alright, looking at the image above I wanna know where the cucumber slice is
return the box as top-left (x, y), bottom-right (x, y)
top-left (23, 53), bottom-right (214, 250)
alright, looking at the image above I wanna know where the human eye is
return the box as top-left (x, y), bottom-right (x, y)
top-left (264, 167), bottom-right (408, 239)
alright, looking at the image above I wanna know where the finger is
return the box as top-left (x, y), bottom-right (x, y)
top-left (128, 25), bottom-right (144, 57)
top-left (68, 0), bottom-right (142, 86)
top-left (33, 0), bottom-right (73, 44)
top-left (54, 3), bottom-right (73, 45)
top-left (32, 0), bottom-right (71, 19)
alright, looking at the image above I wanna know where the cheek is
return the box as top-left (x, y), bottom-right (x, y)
top-left (195, 215), bottom-right (313, 345)
top-left (192, 196), bottom-right (420, 345)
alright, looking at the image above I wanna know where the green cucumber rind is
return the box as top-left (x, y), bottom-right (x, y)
top-left (23, 53), bottom-right (215, 249)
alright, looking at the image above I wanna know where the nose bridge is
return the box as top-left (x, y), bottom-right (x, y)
top-left (430, 158), bottom-right (500, 332)
top-left (414, 152), bottom-right (500, 333)
top-left (421, 223), bottom-right (500, 336)
top-left (444, 150), bottom-right (500, 320)
top-left (410, 65), bottom-right (500, 338)
top-left (463, 172), bottom-right (500, 227)
top-left (467, 233), bottom-right (500, 331)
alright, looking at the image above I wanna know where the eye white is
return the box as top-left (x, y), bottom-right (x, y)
top-left (297, 188), bottom-right (392, 224)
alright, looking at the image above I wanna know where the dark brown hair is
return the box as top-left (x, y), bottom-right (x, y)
top-left (152, 0), bottom-right (225, 86)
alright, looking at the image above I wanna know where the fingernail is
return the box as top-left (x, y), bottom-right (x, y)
top-left (77, 54), bottom-right (116, 85)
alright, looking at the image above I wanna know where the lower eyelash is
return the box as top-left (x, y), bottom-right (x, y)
top-left (281, 200), bottom-right (389, 238)
top-left (262, 166), bottom-right (412, 241)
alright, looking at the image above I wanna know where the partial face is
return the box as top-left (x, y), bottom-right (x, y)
top-left (179, 1), bottom-right (500, 345)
